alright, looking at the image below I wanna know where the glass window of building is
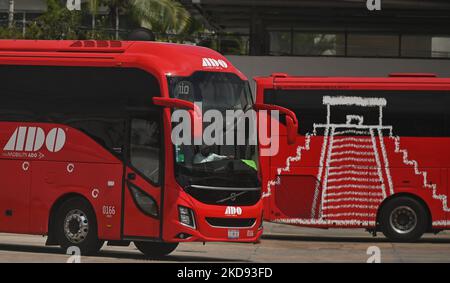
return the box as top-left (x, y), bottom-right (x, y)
top-left (347, 34), bottom-right (399, 57)
top-left (293, 32), bottom-right (345, 56)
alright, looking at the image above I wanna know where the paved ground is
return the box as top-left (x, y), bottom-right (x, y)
top-left (0, 222), bottom-right (450, 263)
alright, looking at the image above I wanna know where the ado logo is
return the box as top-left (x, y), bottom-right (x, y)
top-left (202, 57), bottom-right (228, 69)
top-left (225, 206), bottom-right (242, 216)
top-left (4, 127), bottom-right (66, 153)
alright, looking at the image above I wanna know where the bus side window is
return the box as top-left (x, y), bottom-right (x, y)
top-left (66, 119), bottom-right (125, 157)
top-left (130, 118), bottom-right (161, 184)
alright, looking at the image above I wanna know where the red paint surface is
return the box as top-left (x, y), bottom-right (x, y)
top-left (0, 40), bottom-right (262, 244)
top-left (256, 74), bottom-right (450, 229)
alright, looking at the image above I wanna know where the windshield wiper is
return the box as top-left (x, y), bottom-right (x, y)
top-left (190, 175), bottom-right (231, 182)
top-left (216, 191), bottom-right (248, 203)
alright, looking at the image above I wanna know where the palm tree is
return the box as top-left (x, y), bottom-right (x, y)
top-left (96, 0), bottom-right (193, 40)
top-left (130, 0), bottom-right (191, 35)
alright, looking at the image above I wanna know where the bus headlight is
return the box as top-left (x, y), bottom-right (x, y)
top-left (178, 206), bottom-right (196, 229)
top-left (129, 183), bottom-right (159, 218)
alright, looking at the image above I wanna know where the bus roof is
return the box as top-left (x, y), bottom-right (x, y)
top-left (0, 39), bottom-right (246, 80)
top-left (254, 72), bottom-right (450, 91)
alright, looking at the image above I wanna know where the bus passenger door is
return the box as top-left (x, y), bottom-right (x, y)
top-left (122, 117), bottom-right (162, 239)
top-left (0, 160), bottom-right (31, 233)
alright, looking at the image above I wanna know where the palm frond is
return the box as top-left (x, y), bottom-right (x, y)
top-left (130, 0), bottom-right (192, 34)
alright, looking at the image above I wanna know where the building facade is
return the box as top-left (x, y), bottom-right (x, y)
top-left (181, 0), bottom-right (450, 80)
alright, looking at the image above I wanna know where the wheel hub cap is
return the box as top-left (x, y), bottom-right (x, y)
top-left (389, 206), bottom-right (417, 234)
top-left (64, 209), bottom-right (89, 244)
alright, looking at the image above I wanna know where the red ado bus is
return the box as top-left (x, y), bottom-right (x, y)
top-left (256, 72), bottom-right (450, 241)
top-left (0, 40), bottom-right (262, 256)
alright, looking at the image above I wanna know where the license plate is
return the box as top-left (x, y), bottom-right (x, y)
top-left (228, 229), bottom-right (240, 239)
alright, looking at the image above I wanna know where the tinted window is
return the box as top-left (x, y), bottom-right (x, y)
top-left (168, 72), bottom-right (253, 113)
top-left (0, 65), bottom-right (160, 156)
top-left (130, 118), bottom-right (161, 184)
top-left (67, 118), bottom-right (125, 156)
top-left (264, 89), bottom-right (449, 137)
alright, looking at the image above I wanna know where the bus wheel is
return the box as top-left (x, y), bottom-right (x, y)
top-left (134, 241), bottom-right (178, 258)
top-left (56, 197), bottom-right (104, 255)
top-left (379, 196), bottom-right (428, 242)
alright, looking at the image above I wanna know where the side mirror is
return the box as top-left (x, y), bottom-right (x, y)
top-left (254, 103), bottom-right (298, 145)
top-left (152, 97), bottom-right (202, 140)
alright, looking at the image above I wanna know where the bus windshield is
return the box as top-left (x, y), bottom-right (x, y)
top-left (168, 72), bottom-right (260, 188)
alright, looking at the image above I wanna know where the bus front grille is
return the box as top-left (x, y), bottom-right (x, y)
top-left (184, 186), bottom-right (260, 206)
top-left (205, 217), bottom-right (256, 228)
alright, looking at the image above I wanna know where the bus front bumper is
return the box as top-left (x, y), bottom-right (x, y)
top-left (164, 193), bottom-right (264, 243)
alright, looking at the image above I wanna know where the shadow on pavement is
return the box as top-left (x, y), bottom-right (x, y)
top-left (0, 243), bottom-right (245, 262)
top-left (262, 233), bottom-right (450, 244)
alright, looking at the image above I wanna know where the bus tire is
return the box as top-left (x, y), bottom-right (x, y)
top-left (56, 197), bottom-right (104, 255)
top-left (379, 196), bottom-right (428, 242)
top-left (134, 241), bottom-right (178, 258)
